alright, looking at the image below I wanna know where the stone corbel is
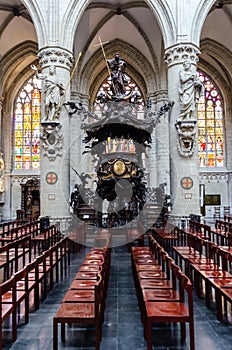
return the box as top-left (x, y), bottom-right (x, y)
top-left (175, 119), bottom-right (197, 157)
top-left (40, 121), bottom-right (63, 160)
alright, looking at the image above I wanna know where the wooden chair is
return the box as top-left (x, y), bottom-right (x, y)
top-left (14, 267), bottom-right (29, 325)
top-left (214, 206), bottom-right (221, 220)
top-left (144, 270), bottom-right (195, 350)
top-left (224, 206), bottom-right (230, 217)
top-left (53, 274), bottom-right (104, 350)
top-left (25, 259), bottom-right (40, 311)
top-left (0, 276), bottom-right (17, 348)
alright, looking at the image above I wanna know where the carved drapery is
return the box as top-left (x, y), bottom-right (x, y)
top-left (36, 47), bottom-right (74, 160)
top-left (165, 44), bottom-right (201, 157)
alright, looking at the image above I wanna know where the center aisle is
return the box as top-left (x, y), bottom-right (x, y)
top-left (6, 243), bottom-right (232, 350)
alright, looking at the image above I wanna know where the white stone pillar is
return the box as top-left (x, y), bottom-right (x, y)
top-left (165, 44), bottom-right (201, 218)
top-left (147, 90), bottom-right (171, 192)
top-left (38, 47), bottom-right (73, 232)
top-left (147, 94), bottom-right (158, 188)
top-left (0, 97), bottom-right (3, 145)
top-left (154, 90), bottom-right (171, 193)
top-left (69, 92), bottom-right (89, 191)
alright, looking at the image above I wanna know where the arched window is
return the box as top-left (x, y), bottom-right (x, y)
top-left (198, 72), bottom-right (224, 167)
top-left (14, 77), bottom-right (41, 170)
top-left (93, 73), bottom-right (145, 118)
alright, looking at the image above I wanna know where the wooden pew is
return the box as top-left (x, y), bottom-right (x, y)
top-left (53, 274), bottom-right (104, 350)
top-left (53, 240), bottom-right (110, 350)
top-left (131, 238), bottom-right (195, 350)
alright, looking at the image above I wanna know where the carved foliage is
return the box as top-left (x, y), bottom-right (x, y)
top-left (38, 48), bottom-right (74, 70)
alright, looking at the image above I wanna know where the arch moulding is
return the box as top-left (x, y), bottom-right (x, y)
top-left (78, 40), bottom-right (157, 106)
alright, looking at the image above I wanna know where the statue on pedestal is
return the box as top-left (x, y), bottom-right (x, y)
top-left (179, 60), bottom-right (204, 120)
top-left (31, 64), bottom-right (64, 121)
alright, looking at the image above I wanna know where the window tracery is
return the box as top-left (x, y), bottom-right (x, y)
top-left (197, 72), bottom-right (224, 167)
top-left (93, 73), bottom-right (145, 118)
top-left (14, 77), bottom-right (41, 170)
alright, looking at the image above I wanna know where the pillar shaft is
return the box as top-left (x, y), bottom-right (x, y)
top-left (38, 47), bottom-right (73, 228)
top-left (165, 44), bottom-right (202, 217)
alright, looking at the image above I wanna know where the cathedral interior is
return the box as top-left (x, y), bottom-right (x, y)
top-left (0, 0), bottom-right (232, 349)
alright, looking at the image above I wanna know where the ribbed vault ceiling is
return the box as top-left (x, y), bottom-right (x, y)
top-left (0, 0), bottom-right (232, 94)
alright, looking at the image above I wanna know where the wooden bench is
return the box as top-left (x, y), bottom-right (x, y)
top-left (127, 221), bottom-right (145, 251)
top-left (151, 227), bottom-right (178, 250)
top-left (131, 239), bottom-right (195, 350)
top-left (210, 219), bottom-right (232, 245)
top-left (53, 244), bottom-right (110, 349)
top-left (191, 245), bottom-right (232, 321)
top-left (0, 275), bottom-right (16, 347)
top-left (53, 273), bottom-right (104, 350)
top-left (144, 270), bottom-right (194, 350)
top-left (172, 226), bottom-right (232, 321)
top-left (0, 234), bottom-right (32, 281)
top-left (31, 225), bottom-right (61, 254)
top-left (0, 219), bottom-right (39, 246)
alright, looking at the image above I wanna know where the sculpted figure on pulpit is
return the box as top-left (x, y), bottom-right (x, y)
top-left (179, 60), bottom-right (204, 120)
top-left (107, 53), bottom-right (128, 99)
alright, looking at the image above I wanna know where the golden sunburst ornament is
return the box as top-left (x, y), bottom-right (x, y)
top-left (113, 160), bottom-right (126, 175)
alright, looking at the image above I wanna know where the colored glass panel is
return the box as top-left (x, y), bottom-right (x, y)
top-left (14, 77), bottom-right (41, 170)
top-left (197, 72), bottom-right (224, 168)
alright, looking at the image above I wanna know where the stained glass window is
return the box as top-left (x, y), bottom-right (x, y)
top-left (94, 73), bottom-right (145, 119)
top-left (14, 77), bottom-right (41, 170)
top-left (198, 72), bottom-right (224, 167)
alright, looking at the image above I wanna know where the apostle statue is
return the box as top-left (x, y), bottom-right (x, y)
top-left (179, 60), bottom-right (204, 119)
top-left (31, 64), bottom-right (64, 121)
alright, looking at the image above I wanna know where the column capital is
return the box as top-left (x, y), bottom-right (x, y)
top-left (164, 43), bottom-right (201, 68)
top-left (38, 47), bottom-right (74, 71)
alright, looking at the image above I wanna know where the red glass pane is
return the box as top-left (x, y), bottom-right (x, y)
top-left (197, 71), bottom-right (224, 168)
top-left (14, 77), bottom-right (41, 170)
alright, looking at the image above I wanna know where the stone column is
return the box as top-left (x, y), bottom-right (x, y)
top-left (147, 94), bottom-right (158, 188)
top-left (0, 97), bottom-right (3, 150)
top-left (69, 91), bottom-right (89, 191)
top-left (165, 44), bottom-right (202, 218)
top-left (38, 47), bottom-right (73, 232)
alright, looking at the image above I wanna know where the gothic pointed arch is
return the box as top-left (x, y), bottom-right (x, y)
top-left (13, 75), bottom-right (41, 171)
top-left (78, 40), bottom-right (157, 106)
top-left (0, 41), bottom-right (38, 97)
top-left (197, 70), bottom-right (225, 168)
top-left (200, 38), bottom-right (232, 92)
top-left (190, 0), bottom-right (215, 44)
top-left (199, 38), bottom-right (232, 170)
top-left (74, 5), bottom-right (160, 82)
top-left (59, 0), bottom-right (175, 51)
top-left (21, 0), bottom-right (47, 47)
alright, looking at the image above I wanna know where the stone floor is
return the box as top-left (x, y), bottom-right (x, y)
top-left (2, 243), bottom-right (232, 350)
